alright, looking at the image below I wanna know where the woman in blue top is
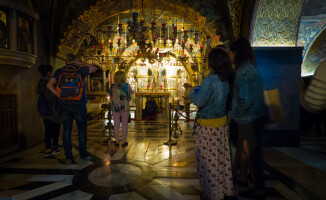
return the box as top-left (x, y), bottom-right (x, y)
top-left (229, 37), bottom-right (267, 199)
top-left (188, 48), bottom-right (234, 200)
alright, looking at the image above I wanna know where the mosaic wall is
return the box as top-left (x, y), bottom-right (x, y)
top-left (251, 0), bottom-right (304, 46)
top-left (297, 15), bottom-right (326, 58)
top-left (300, 29), bottom-right (326, 76)
top-left (297, 0), bottom-right (326, 76)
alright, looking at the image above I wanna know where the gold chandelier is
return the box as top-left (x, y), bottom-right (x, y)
top-left (76, 9), bottom-right (210, 73)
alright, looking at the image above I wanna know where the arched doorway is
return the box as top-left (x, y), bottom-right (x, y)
top-left (56, 0), bottom-right (233, 114)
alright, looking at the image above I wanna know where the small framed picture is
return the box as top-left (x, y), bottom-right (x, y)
top-left (0, 7), bottom-right (9, 49)
top-left (17, 13), bottom-right (33, 53)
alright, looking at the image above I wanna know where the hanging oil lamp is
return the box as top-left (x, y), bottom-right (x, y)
top-left (183, 30), bottom-right (188, 43)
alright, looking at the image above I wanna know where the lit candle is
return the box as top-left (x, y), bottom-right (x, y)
top-left (147, 84), bottom-right (149, 90)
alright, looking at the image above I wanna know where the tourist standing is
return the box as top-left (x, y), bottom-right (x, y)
top-left (229, 37), bottom-right (267, 199)
top-left (46, 54), bottom-right (97, 164)
top-left (37, 64), bottom-right (61, 157)
top-left (108, 71), bottom-right (134, 147)
top-left (188, 48), bottom-right (234, 200)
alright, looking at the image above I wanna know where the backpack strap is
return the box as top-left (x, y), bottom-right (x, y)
top-left (63, 64), bottom-right (80, 71)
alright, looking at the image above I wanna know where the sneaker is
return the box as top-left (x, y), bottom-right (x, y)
top-left (52, 146), bottom-right (61, 155)
top-left (239, 188), bottom-right (265, 200)
top-left (45, 149), bottom-right (53, 157)
top-left (65, 159), bottom-right (73, 164)
top-left (79, 157), bottom-right (90, 163)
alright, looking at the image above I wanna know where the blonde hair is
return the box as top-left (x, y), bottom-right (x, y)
top-left (114, 71), bottom-right (126, 86)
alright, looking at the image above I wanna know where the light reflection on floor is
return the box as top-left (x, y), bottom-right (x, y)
top-left (0, 118), bottom-right (325, 200)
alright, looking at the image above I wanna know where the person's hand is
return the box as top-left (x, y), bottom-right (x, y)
top-left (183, 83), bottom-right (192, 89)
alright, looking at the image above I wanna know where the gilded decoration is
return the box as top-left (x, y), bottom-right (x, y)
top-left (56, 0), bottom-right (231, 100)
top-left (227, 0), bottom-right (242, 39)
top-left (251, 0), bottom-right (305, 46)
top-left (61, 19), bottom-right (90, 50)
top-left (57, 0), bottom-right (227, 59)
top-left (79, 5), bottom-right (107, 28)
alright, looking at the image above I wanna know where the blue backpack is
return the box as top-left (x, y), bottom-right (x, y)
top-left (56, 65), bottom-right (84, 101)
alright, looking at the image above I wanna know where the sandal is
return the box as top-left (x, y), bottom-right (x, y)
top-left (122, 142), bottom-right (128, 147)
top-left (114, 142), bottom-right (119, 146)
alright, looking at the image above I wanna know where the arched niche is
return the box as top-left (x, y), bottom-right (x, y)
top-left (57, 0), bottom-right (232, 58)
top-left (301, 27), bottom-right (326, 76)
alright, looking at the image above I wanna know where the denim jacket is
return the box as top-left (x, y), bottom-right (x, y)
top-left (189, 74), bottom-right (229, 119)
top-left (231, 62), bottom-right (267, 124)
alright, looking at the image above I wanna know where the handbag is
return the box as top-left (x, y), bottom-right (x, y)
top-left (37, 95), bottom-right (52, 115)
top-left (263, 88), bottom-right (284, 123)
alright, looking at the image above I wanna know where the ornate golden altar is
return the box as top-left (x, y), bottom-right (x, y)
top-left (135, 92), bottom-right (170, 119)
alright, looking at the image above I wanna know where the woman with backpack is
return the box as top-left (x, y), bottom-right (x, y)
top-left (108, 71), bottom-right (134, 147)
top-left (37, 64), bottom-right (62, 157)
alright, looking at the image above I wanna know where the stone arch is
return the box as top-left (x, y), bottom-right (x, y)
top-left (301, 26), bottom-right (326, 76)
top-left (57, 0), bottom-right (234, 58)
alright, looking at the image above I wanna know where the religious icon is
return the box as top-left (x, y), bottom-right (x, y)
top-left (128, 71), bottom-right (137, 106)
top-left (18, 15), bottom-right (32, 53)
top-left (0, 10), bottom-right (8, 49)
top-left (176, 70), bottom-right (188, 105)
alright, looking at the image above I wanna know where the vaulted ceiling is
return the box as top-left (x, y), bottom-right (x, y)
top-left (31, 0), bottom-right (255, 58)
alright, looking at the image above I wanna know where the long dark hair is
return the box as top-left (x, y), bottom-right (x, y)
top-left (229, 37), bottom-right (255, 69)
top-left (208, 48), bottom-right (233, 82)
top-left (38, 64), bottom-right (53, 77)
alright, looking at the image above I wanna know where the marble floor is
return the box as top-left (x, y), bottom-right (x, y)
top-left (0, 117), bottom-right (326, 200)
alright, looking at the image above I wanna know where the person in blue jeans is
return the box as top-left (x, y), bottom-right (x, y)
top-left (46, 53), bottom-right (97, 164)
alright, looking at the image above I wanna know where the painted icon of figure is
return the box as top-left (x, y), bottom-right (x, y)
top-left (128, 72), bottom-right (137, 106)
top-left (152, 65), bottom-right (158, 90)
top-left (0, 13), bottom-right (7, 48)
top-left (176, 71), bottom-right (187, 105)
top-left (18, 19), bottom-right (30, 52)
